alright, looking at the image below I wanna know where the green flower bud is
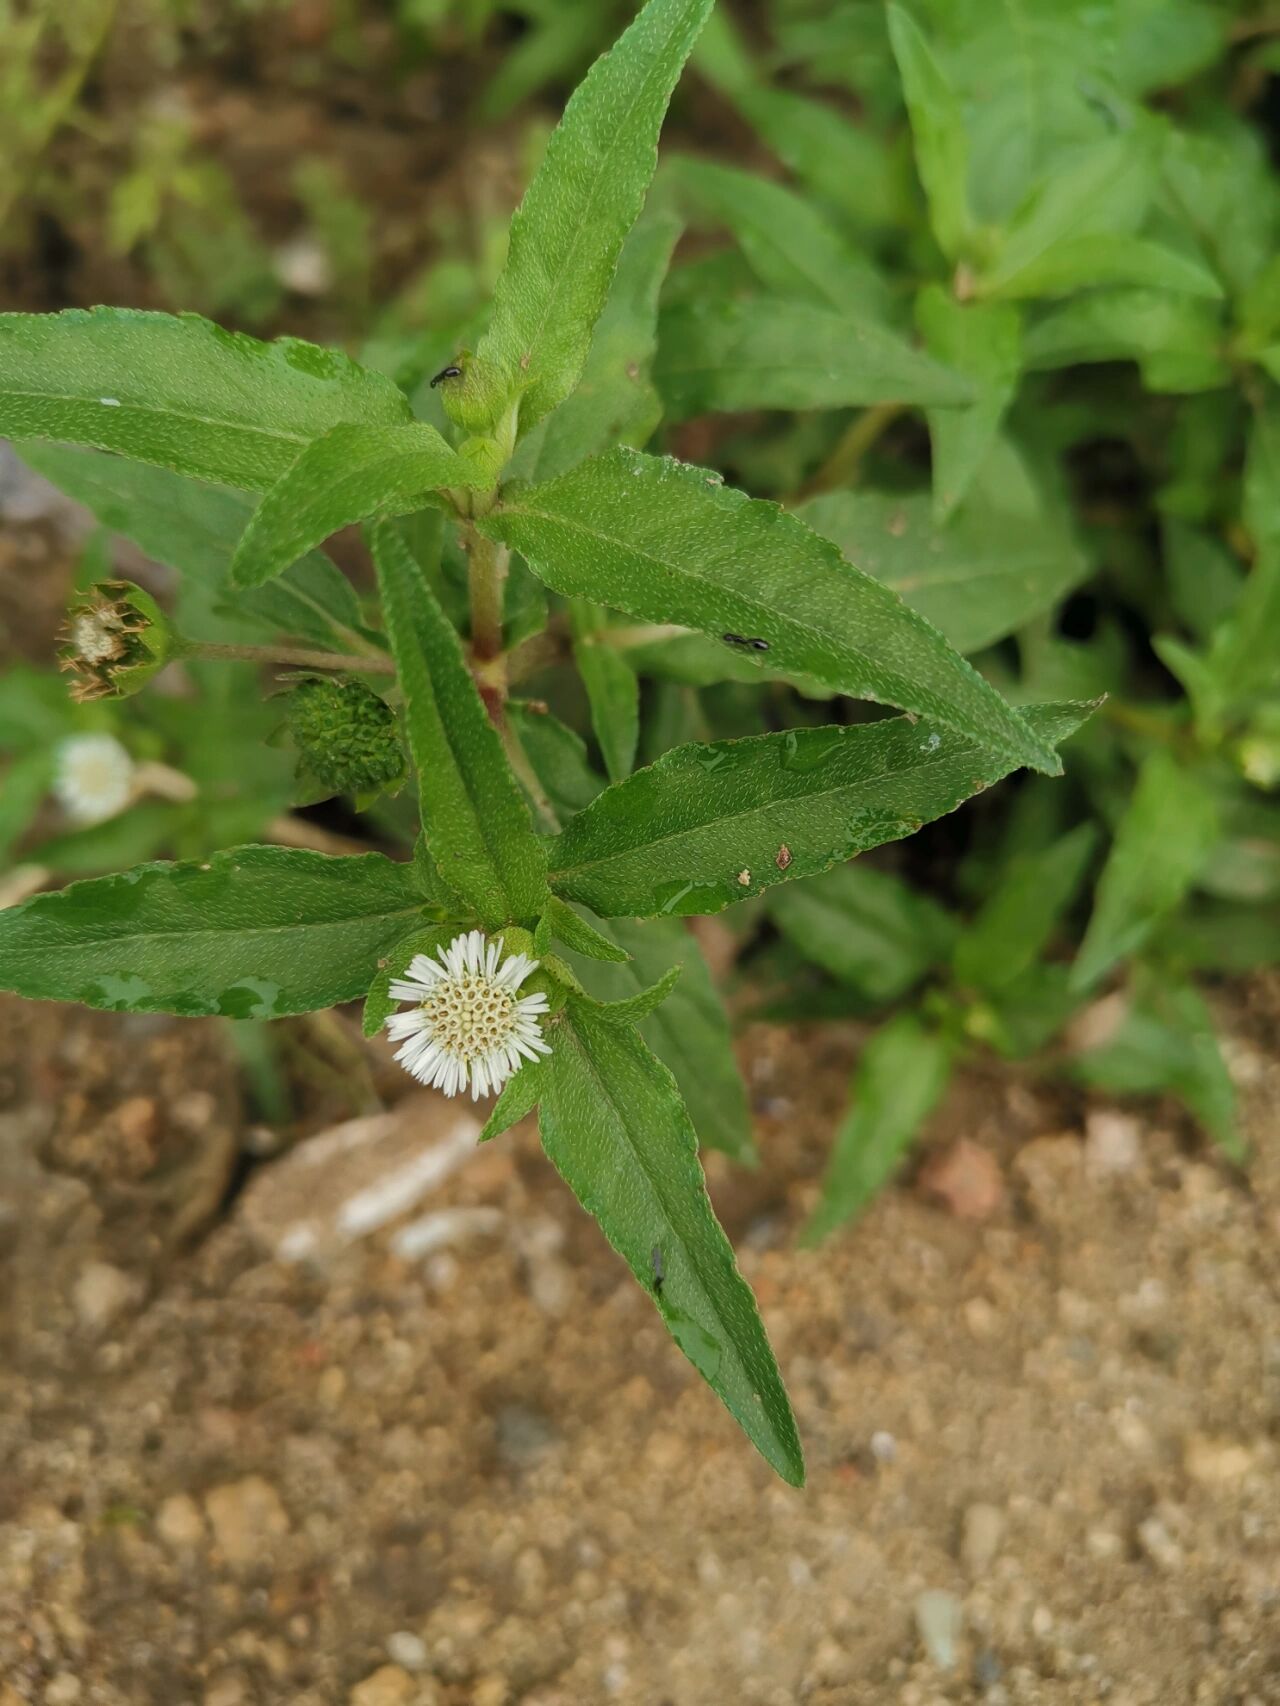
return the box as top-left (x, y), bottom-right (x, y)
top-left (59, 580), bottom-right (174, 702)
top-left (285, 674), bottom-right (405, 800)
top-left (430, 349), bottom-right (513, 438)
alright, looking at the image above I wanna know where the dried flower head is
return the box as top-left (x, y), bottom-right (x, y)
top-left (59, 581), bottom-right (173, 702)
top-left (384, 930), bottom-right (551, 1100)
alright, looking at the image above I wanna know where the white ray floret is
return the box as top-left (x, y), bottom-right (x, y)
top-left (384, 929), bottom-right (551, 1100)
top-left (53, 733), bottom-right (135, 825)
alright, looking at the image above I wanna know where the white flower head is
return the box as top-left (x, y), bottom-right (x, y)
top-left (53, 733), bottom-right (135, 825)
top-left (385, 929), bottom-right (551, 1100)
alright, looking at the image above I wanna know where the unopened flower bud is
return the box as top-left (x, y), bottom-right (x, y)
top-left (285, 674), bottom-right (405, 800)
top-left (59, 581), bottom-right (174, 702)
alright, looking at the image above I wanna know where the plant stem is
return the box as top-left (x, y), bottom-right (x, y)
top-left (184, 641), bottom-right (396, 676)
top-left (466, 526), bottom-right (509, 669)
top-left (798, 402), bottom-right (905, 499)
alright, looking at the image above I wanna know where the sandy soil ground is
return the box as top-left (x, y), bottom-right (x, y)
top-left (2, 986), bottom-right (1277, 1706)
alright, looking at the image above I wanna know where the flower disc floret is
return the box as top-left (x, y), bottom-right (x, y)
top-left (384, 929), bottom-right (551, 1100)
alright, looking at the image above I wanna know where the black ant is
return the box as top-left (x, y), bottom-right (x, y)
top-left (722, 633), bottom-right (770, 652)
top-left (430, 364), bottom-right (463, 388)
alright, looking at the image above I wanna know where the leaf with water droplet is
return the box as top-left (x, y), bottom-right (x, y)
top-left (548, 701), bottom-right (1097, 918)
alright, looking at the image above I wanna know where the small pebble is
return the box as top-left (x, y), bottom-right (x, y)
top-left (349, 1666), bottom-right (415, 1706)
top-left (1137, 1516), bottom-right (1184, 1572)
top-left (961, 1503), bottom-right (1005, 1575)
top-left (915, 1589), bottom-right (962, 1669)
top-left (870, 1430), bottom-right (897, 1464)
top-left (156, 1492), bottom-right (206, 1551)
top-left (385, 1631), bottom-right (428, 1671)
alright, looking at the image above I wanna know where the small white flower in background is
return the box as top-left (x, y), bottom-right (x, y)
top-left (53, 733), bottom-right (135, 825)
top-left (385, 929), bottom-right (551, 1100)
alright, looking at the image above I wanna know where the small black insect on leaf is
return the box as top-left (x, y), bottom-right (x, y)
top-left (722, 633), bottom-right (770, 652)
top-left (651, 1244), bottom-right (665, 1294)
top-left (430, 364), bottom-right (463, 388)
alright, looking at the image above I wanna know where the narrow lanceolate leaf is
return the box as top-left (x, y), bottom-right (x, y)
top-left (0, 309), bottom-right (411, 492)
top-left (796, 485), bottom-right (1085, 657)
top-left (954, 822), bottom-right (1098, 993)
top-left (804, 1013), bottom-right (952, 1245)
top-left (546, 702), bottom-right (1094, 919)
top-left (915, 287), bottom-right (1021, 522)
top-left (981, 234), bottom-right (1224, 303)
top-left (670, 156), bottom-right (890, 319)
top-left (655, 296), bottom-right (973, 417)
top-left (16, 442), bottom-right (368, 650)
top-left (0, 846), bottom-right (427, 1017)
top-left (370, 521), bottom-right (548, 928)
top-left (230, 422), bottom-right (480, 589)
top-left (766, 863), bottom-right (955, 1005)
top-left (543, 895), bottom-right (631, 962)
top-left (571, 602), bottom-right (639, 783)
top-left (1073, 980), bottom-right (1241, 1162)
top-left (483, 448), bottom-right (1061, 774)
top-left (1072, 751), bottom-right (1220, 991)
top-left (538, 1002), bottom-right (804, 1485)
top-left (566, 915), bottom-right (754, 1162)
top-left (476, 0), bottom-right (714, 434)
top-left (511, 210), bottom-right (681, 485)
top-left (887, 5), bottom-right (972, 261)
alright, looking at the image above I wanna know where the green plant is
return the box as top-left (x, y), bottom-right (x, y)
top-left (0, 0), bottom-right (1099, 1484)
top-left (5, 0), bottom-right (1272, 1482)
top-left (657, 0), bottom-right (1279, 1210)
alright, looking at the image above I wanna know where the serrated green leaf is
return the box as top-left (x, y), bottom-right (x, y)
top-left (655, 295), bottom-right (973, 418)
top-left (670, 156), bottom-right (890, 319)
top-left (984, 232), bottom-right (1223, 302)
top-left (0, 749), bottom-right (53, 864)
top-left (478, 1052), bottom-right (551, 1143)
top-left (229, 423), bottom-right (480, 590)
top-left (571, 601), bottom-right (639, 784)
top-left (482, 447), bottom-right (1060, 773)
top-left (916, 288), bottom-right (1021, 521)
top-left (476, 0), bottom-right (713, 435)
top-left (766, 862), bottom-right (955, 1004)
top-left (0, 846), bottom-right (426, 1017)
top-left (1072, 751), bottom-right (1220, 991)
top-left (546, 701), bottom-right (1094, 920)
top-left (16, 442), bottom-right (369, 650)
top-left (1072, 978), bottom-right (1241, 1161)
top-left (794, 479), bottom-right (1086, 658)
top-left (1023, 288), bottom-right (1229, 392)
top-left (732, 85), bottom-right (913, 232)
top-left (954, 821), bottom-right (1097, 992)
top-left (586, 963), bottom-right (682, 1024)
top-left (0, 309), bottom-right (411, 492)
top-left (508, 703), bottom-right (606, 821)
top-left (511, 210), bottom-right (681, 485)
top-left (979, 134), bottom-right (1155, 298)
top-left (803, 1012), bottom-right (952, 1244)
top-left (564, 914), bottom-right (754, 1164)
top-left (370, 521), bottom-right (549, 928)
top-left (543, 894), bottom-right (630, 962)
top-left (538, 1001), bottom-right (803, 1485)
top-left (888, 5), bottom-right (972, 261)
